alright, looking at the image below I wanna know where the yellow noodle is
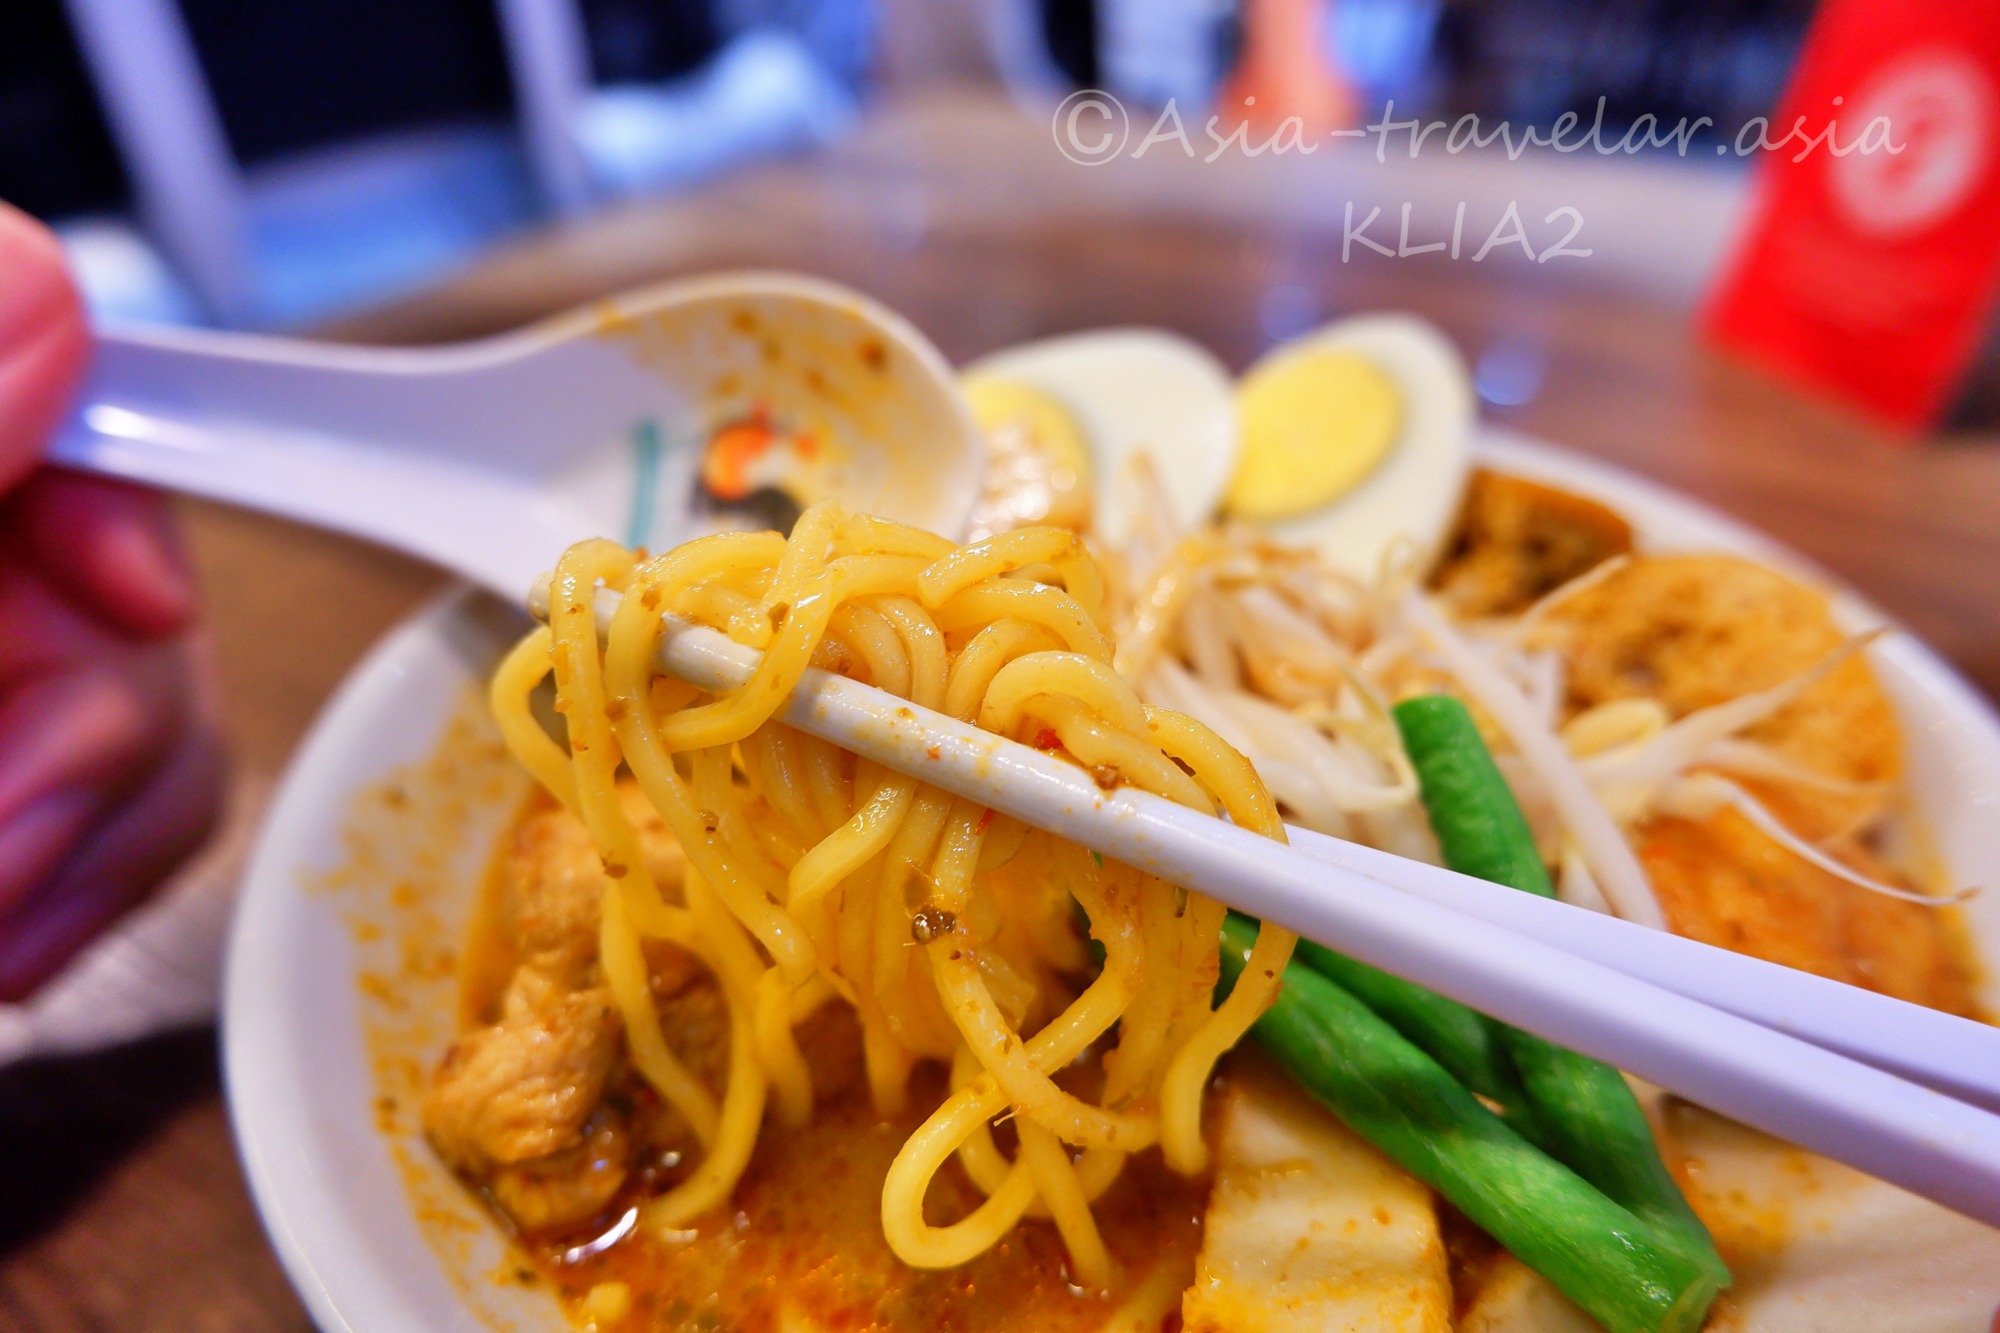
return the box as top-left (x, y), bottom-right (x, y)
top-left (755, 967), bottom-right (815, 1129)
top-left (797, 730), bottom-right (854, 834)
top-left (489, 629), bottom-right (578, 813)
top-left (950, 1046), bottom-right (1126, 1217)
top-left (932, 582), bottom-right (1114, 657)
top-left (1018, 1116), bottom-right (1115, 1287)
top-left (604, 583), bottom-right (814, 980)
top-left (918, 526), bottom-right (1108, 631)
top-left (981, 651), bottom-right (1152, 739)
top-left (881, 1077), bottom-right (1042, 1266)
top-left (1100, 1249), bottom-right (1195, 1333)
top-left (748, 725), bottom-right (823, 841)
top-left (1146, 706), bottom-right (1298, 1173)
top-left (830, 604), bottom-right (907, 696)
top-left (787, 775), bottom-right (915, 924)
top-left (872, 595), bottom-right (949, 709)
top-left (922, 805), bottom-right (1154, 1150)
top-left (599, 887), bottom-right (719, 1146)
top-left (642, 937), bottom-right (768, 1229)
top-left (944, 619), bottom-right (1063, 721)
top-left (493, 504), bottom-right (1295, 1278)
top-left (839, 511), bottom-right (957, 561)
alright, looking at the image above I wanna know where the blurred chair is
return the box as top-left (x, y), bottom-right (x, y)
top-left (61, 0), bottom-right (256, 323)
top-left (61, 0), bottom-right (861, 328)
top-left (1098, 0), bottom-right (1234, 108)
top-left (62, 0), bottom-right (537, 328)
top-left (497, 0), bottom-right (857, 207)
top-left (494, 0), bottom-right (598, 217)
top-left (1332, 0), bottom-right (1444, 105)
top-left (577, 31), bottom-right (857, 195)
top-left (873, 0), bottom-right (1068, 103)
top-left (718, 0), bottom-right (877, 91)
top-left (54, 216), bottom-right (205, 327)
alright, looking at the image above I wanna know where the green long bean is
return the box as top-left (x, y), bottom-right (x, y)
top-left (1219, 916), bottom-right (1717, 1333)
top-left (1290, 937), bottom-right (1545, 1143)
top-left (1391, 694), bottom-right (1727, 1288)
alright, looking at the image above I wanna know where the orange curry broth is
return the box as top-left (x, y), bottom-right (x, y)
top-left (454, 799), bottom-right (1205, 1332)
top-left (535, 1070), bottom-right (1205, 1332)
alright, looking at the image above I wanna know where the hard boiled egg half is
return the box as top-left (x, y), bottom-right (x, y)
top-left (958, 330), bottom-right (1237, 546)
top-left (1227, 314), bottom-right (1473, 580)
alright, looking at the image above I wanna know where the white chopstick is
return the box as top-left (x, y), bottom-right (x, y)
top-left (565, 590), bottom-right (2000, 1227)
top-left (1283, 826), bottom-right (2000, 1114)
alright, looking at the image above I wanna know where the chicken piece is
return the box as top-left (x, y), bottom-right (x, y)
top-left (1547, 554), bottom-right (1900, 838)
top-left (1637, 808), bottom-right (1977, 1016)
top-left (1184, 1057), bottom-right (1452, 1333)
top-left (500, 787), bottom-right (686, 1012)
top-left (431, 789), bottom-right (703, 1234)
top-left (503, 806), bottom-right (613, 1008)
top-left (489, 1109), bottom-right (632, 1233)
top-left (424, 988), bottom-right (622, 1170)
top-left (617, 780), bottom-right (690, 892)
top-left (1431, 470), bottom-right (1633, 618)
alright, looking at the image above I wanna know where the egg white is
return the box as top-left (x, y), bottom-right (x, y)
top-left (963, 329), bottom-right (1238, 548)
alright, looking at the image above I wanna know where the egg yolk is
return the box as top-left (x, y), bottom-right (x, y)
top-left (961, 374), bottom-right (1096, 535)
top-left (1226, 349), bottom-right (1401, 521)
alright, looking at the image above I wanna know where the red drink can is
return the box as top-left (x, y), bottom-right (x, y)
top-left (1704, 0), bottom-right (2000, 431)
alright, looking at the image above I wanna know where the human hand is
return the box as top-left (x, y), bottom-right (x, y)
top-left (0, 202), bottom-right (225, 1001)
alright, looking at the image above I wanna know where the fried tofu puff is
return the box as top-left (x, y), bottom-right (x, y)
top-left (1545, 553), bottom-right (1900, 840)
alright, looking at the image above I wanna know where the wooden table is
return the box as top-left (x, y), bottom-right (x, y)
top-left (6, 94), bottom-right (1997, 1331)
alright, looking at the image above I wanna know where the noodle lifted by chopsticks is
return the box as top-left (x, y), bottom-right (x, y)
top-left (489, 503), bottom-right (1297, 1286)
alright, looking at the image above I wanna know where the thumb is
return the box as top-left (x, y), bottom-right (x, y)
top-left (0, 203), bottom-right (90, 496)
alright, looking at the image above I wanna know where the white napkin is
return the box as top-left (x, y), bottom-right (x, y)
top-left (0, 779), bottom-right (265, 1067)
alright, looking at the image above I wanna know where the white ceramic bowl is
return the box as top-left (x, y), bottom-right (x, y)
top-left (222, 430), bottom-right (2000, 1332)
